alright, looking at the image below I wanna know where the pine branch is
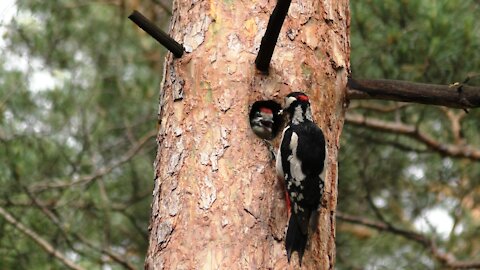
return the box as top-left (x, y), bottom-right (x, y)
top-left (347, 78), bottom-right (480, 109)
top-left (337, 212), bottom-right (480, 269)
top-left (345, 113), bottom-right (480, 160)
top-left (0, 206), bottom-right (85, 270)
top-left (31, 130), bottom-right (156, 192)
top-left (128, 10), bottom-right (183, 57)
top-left (255, 0), bottom-right (292, 72)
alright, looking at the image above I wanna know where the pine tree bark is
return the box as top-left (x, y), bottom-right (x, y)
top-left (145, 0), bottom-right (349, 269)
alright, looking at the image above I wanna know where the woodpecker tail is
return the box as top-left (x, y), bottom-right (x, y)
top-left (285, 211), bottom-right (310, 266)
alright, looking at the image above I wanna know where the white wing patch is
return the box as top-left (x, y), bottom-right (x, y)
top-left (276, 126), bottom-right (289, 180)
top-left (288, 132), bottom-right (306, 186)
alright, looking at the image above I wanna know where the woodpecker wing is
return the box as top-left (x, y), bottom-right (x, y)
top-left (295, 123), bottom-right (326, 179)
top-left (280, 123), bottom-right (325, 213)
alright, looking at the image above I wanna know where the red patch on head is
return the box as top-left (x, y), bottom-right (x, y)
top-left (260, 107), bottom-right (273, 114)
top-left (297, 95), bottom-right (309, 102)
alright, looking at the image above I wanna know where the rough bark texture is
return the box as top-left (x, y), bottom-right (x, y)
top-left (145, 0), bottom-right (349, 269)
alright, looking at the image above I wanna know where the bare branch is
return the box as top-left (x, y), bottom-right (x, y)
top-left (6, 153), bottom-right (139, 270)
top-left (439, 107), bottom-right (466, 145)
top-left (348, 129), bottom-right (428, 153)
top-left (255, 0), bottom-right (292, 72)
top-left (347, 78), bottom-right (480, 109)
top-left (348, 102), bottom-right (411, 113)
top-left (337, 212), bottom-right (428, 246)
top-left (345, 114), bottom-right (480, 160)
top-left (31, 130), bottom-right (157, 192)
top-left (128, 10), bottom-right (183, 57)
top-left (76, 234), bottom-right (137, 270)
top-left (337, 212), bottom-right (480, 269)
top-left (27, 187), bottom-right (137, 269)
top-left (0, 206), bottom-right (85, 270)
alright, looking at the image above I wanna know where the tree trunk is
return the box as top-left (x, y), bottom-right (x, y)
top-left (145, 0), bottom-right (349, 269)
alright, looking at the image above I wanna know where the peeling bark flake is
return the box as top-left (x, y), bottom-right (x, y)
top-left (287, 28), bottom-right (298, 41)
top-left (227, 33), bottom-right (243, 53)
top-left (221, 216), bottom-right (229, 227)
top-left (330, 40), bottom-right (346, 70)
top-left (168, 153), bottom-right (182, 175)
top-left (209, 51), bottom-right (217, 63)
top-left (198, 176), bottom-right (217, 210)
top-left (183, 14), bottom-right (211, 53)
top-left (252, 18), bottom-right (266, 53)
top-left (289, 1), bottom-right (314, 25)
top-left (210, 153), bottom-right (219, 172)
top-left (322, 0), bottom-right (335, 23)
top-left (175, 127), bottom-right (183, 137)
top-left (303, 24), bottom-right (320, 50)
top-left (220, 127), bottom-right (230, 148)
top-left (217, 90), bottom-right (234, 112)
top-left (200, 152), bottom-right (210, 166)
top-left (156, 221), bottom-right (173, 248)
top-left (168, 65), bottom-right (185, 101)
top-left (152, 178), bottom-right (161, 217)
top-left (173, 78), bottom-right (185, 101)
top-left (167, 190), bottom-right (181, 216)
top-left (244, 207), bottom-right (257, 229)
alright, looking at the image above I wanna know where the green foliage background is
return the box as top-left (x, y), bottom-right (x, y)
top-left (0, 0), bottom-right (479, 269)
top-left (0, 1), bottom-right (167, 268)
top-left (338, 0), bottom-right (480, 269)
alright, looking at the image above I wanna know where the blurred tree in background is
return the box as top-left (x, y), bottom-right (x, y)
top-left (338, 0), bottom-right (480, 269)
top-left (1, 0), bottom-right (480, 269)
top-left (0, 0), bottom-right (170, 269)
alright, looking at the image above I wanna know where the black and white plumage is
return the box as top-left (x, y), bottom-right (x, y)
top-left (276, 92), bottom-right (327, 265)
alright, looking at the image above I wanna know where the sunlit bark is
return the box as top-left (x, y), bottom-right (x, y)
top-left (145, 0), bottom-right (349, 269)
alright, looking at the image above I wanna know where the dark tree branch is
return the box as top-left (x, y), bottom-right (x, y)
top-left (128, 10), bottom-right (183, 58)
top-left (31, 130), bottom-right (156, 192)
top-left (345, 113), bottom-right (480, 160)
top-left (439, 107), bottom-right (466, 145)
top-left (337, 212), bottom-right (480, 269)
top-left (348, 102), bottom-right (410, 113)
top-left (347, 78), bottom-right (480, 109)
top-left (255, 0), bottom-right (292, 72)
top-left (351, 130), bottom-right (429, 153)
top-left (0, 206), bottom-right (85, 270)
top-left (337, 212), bottom-right (429, 246)
top-left (7, 147), bottom-right (138, 270)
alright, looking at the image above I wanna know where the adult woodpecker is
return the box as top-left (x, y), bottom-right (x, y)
top-left (276, 92), bottom-right (327, 265)
top-left (249, 100), bottom-right (282, 140)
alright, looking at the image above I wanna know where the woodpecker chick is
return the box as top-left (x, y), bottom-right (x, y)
top-left (276, 92), bottom-right (327, 265)
top-left (251, 107), bottom-right (274, 139)
top-left (249, 101), bottom-right (282, 140)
